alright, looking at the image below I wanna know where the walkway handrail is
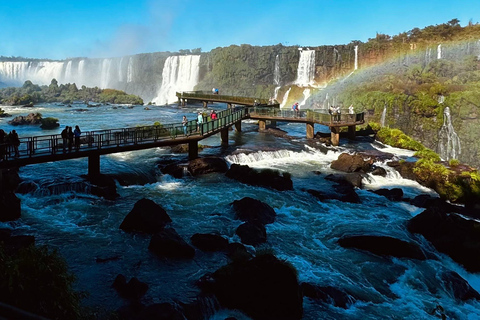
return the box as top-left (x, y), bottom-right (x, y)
top-left (248, 107), bottom-right (365, 125)
top-left (176, 91), bottom-right (271, 106)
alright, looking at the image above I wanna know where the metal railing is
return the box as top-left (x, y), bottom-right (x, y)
top-left (176, 91), bottom-right (271, 106)
top-left (248, 107), bottom-right (364, 125)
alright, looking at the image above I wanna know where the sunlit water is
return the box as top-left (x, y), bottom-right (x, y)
top-left (1, 103), bottom-right (479, 319)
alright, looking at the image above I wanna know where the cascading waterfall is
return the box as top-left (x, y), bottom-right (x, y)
top-left (295, 50), bottom-right (315, 86)
top-left (354, 45), bottom-right (358, 70)
top-left (118, 57), bottom-right (124, 83)
top-left (100, 59), bottom-right (112, 89)
top-left (127, 57), bottom-right (134, 83)
top-left (274, 54), bottom-right (280, 85)
top-left (153, 55), bottom-right (200, 105)
top-left (380, 105), bottom-right (387, 127)
top-left (64, 61), bottom-right (73, 83)
top-left (280, 87), bottom-right (291, 108)
top-left (437, 44), bottom-right (442, 59)
top-left (299, 88), bottom-right (311, 107)
top-left (425, 47), bottom-right (432, 65)
top-left (437, 106), bottom-right (461, 160)
top-left (78, 60), bottom-right (85, 85)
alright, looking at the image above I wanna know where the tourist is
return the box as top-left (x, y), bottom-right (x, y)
top-left (68, 126), bottom-right (73, 152)
top-left (197, 112), bottom-right (204, 132)
top-left (182, 116), bottom-right (188, 136)
top-left (349, 105), bottom-right (354, 121)
top-left (210, 110), bottom-right (217, 120)
top-left (74, 125), bottom-right (81, 151)
top-left (61, 126), bottom-right (68, 153)
top-left (334, 106), bottom-right (341, 122)
top-left (0, 129), bottom-right (5, 161)
top-left (10, 130), bottom-right (20, 158)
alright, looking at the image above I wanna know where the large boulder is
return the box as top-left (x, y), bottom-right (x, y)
top-left (307, 183), bottom-right (361, 204)
top-left (325, 173), bottom-right (364, 188)
top-left (191, 233), bottom-right (229, 252)
top-left (148, 228), bottom-right (195, 259)
top-left (441, 271), bottom-right (480, 301)
top-left (0, 191), bottom-right (21, 222)
top-left (112, 274), bottom-right (149, 300)
top-left (301, 283), bottom-right (356, 309)
top-left (187, 157), bottom-right (229, 176)
top-left (231, 197), bottom-right (276, 225)
top-left (338, 235), bottom-right (426, 260)
top-left (330, 153), bottom-right (374, 173)
top-left (86, 174), bottom-right (118, 200)
top-left (236, 222), bottom-right (267, 246)
top-left (371, 188), bottom-right (404, 201)
top-left (120, 198), bottom-right (172, 234)
top-left (407, 207), bottom-right (480, 272)
top-left (207, 254), bottom-right (303, 320)
top-left (8, 112), bottom-right (42, 125)
top-left (226, 164), bottom-right (293, 191)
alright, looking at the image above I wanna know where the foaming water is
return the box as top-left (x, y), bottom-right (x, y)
top-left (2, 103), bottom-right (480, 319)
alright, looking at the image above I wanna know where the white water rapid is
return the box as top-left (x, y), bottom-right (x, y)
top-left (295, 50), bottom-right (315, 86)
top-left (380, 105), bottom-right (387, 127)
top-left (280, 87), bottom-right (291, 108)
top-left (437, 44), bottom-right (442, 59)
top-left (354, 45), bottom-right (358, 70)
top-left (153, 55), bottom-right (200, 105)
top-left (437, 106), bottom-right (461, 160)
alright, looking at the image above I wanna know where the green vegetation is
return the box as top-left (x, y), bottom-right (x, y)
top-left (0, 79), bottom-right (143, 105)
top-left (40, 117), bottom-right (60, 129)
top-left (0, 245), bottom-right (84, 320)
top-left (373, 124), bottom-right (425, 151)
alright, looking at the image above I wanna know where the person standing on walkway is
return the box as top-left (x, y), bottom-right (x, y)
top-left (61, 126), bottom-right (69, 153)
top-left (182, 116), bottom-right (188, 136)
top-left (74, 125), bottom-right (81, 151)
top-left (68, 127), bottom-right (73, 152)
top-left (197, 112), bottom-right (204, 133)
top-left (10, 130), bottom-right (20, 158)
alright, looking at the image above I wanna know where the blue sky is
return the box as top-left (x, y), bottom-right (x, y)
top-left (1, 0), bottom-right (479, 60)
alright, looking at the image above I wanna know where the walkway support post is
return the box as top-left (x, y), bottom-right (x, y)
top-left (306, 122), bottom-right (315, 139)
top-left (88, 154), bottom-right (101, 177)
top-left (258, 120), bottom-right (266, 131)
top-left (234, 121), bottom-right (241, 132)
top-left (188, 141), bottom-right (198, 160)
top-left (331, 127), bottom-right (340, 146)
top-left (348, 125), bottom-right (356, 140)
top-left (202, 101), bottom-right (208, 108)
top-left (221, 128), bottom-right (229, 145)
top-left (227, 103), bottom-right (232, 109)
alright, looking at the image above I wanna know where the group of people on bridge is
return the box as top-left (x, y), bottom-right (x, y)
top-left (182, 110), bottom-right (218, 136)
top-left (0, 129), bottom-right (20, 160)
top-left (60, 125), bottom-right (82, 153)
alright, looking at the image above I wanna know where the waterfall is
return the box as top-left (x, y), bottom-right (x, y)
top-left (118, 57), bottom-right (124, 83)
top-left (295, 50), bottom-right (315, 86)
top-left (153, 55), bottom-right (200, 105)
top-left (280, 87), bottom-right (291, 108)
top-left (299, 88), bottom-right (311, 107)
top-left (437, 107), bottom-right (461, 161)
top-left (437, 44), bottom-right (442, 59)
top-left (127, 57), bottom-right (134, 83)
top-left (64, 61), bottom-right (73, 83)
top-left (380, 105), bottom-right (387, 127)
top-left (274, 54), bottom-right (280, 85)
top-left (274, 87), bottom-right (280, 100)
top-left (425, 48), bottom-right (432, 65)
top-left (354, 45), bottom-right (358, 70)
top-left (100, 59), bottom-right (112, 89)
top-left (78, 60), bottom-right (85, 85)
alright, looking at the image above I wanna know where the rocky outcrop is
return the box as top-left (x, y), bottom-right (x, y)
top-left (203, 253), bottom-right (303, 320)
top-left (231, 197), bottom-right (276, 225)
top-left (191, 233), bottom-right (229, 252)
top-left (148, 228), bottom-right (195, 259)
top-left (86, 174), bottom-right (118, 200)
top-left (187, 157), bottom-right (229, 176)
top-left (441, 271), bottom-right (480, 301)
top-left (301, 283), bottom-right (356, 309)
top-left (331, 153), bottom-right (374, 173)
top-left (120, 198), bottom-right (172, 234)
top-left (324, 173), bottom-right (364, 188)
top-left (338, 235), bottom-right (426, 260)
top-left (407, 207), bottom-right (480, 272)
top-left (113, 274), bottom-right (149, 300)
top-left (371, 188), bottom-right (404, 201)
top-left (0, 168), bottom-right (21, 222)
top-left (8, 113), bottom-right (42, 125)
top-left (307, 181), bottom-right (361, 204)
top-left (226, 164), bottom-right (293, 191)
top-left (236, 222), bottom-right (267, 246)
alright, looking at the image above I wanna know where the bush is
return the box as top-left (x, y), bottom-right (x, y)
top-left (414, 148), bottom-right (441, 162)
top-left (0, 245), bottom-right (84, 319)
top-left (40, 117), bottom-right (60, 129)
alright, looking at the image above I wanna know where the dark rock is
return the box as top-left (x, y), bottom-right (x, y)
top-left (86, 174), bottom-right (118, 200)
top-left (330, 153), bottom-right (374, 173)
top-left (307, 185), bottom-right (361, 204)
top-left (191, 233), bottom-right (229, 252)
top-left (338, 235), bottom-right (426, 260)
top-left (112, 274), bottom-right (127, 292)
top-left (8, 112), bottom-right (42, 125)
top-left (0, 191), bottom-right (21, 222)
top-left (231, 197), bottom-right (276, 225)
top-left (2, 235), bottom-right (35, 255)
top-left (407, 207), bottom-right (480, 272)
top-left (96, 255), bottom-right (121, 263)
top-left (227, 242), bottom-right (252, 261)
top-left (226, 164), bottom-right (293, 191)
top-left (188, 157), bottom-right (229, 176)
top-left (325, 173), bottom-right (364, 188)
top-left (441, 271), bottom-right (480, 301)
top-left (16, 181), bottom-right (38, 194)
top-left (148, 228), bottom-right (195, 259)
top-left (372, 188), bottom-right (404, 201)
top-left (236, 222), bottom-right (267, 246)
top-left (160, 162), bottom-right (185, 178)
top-left (371, 166), bottom-right (387, 176)
top-left (209, 254), bottom-right (303, 320)
top-left (179, 295), bottom-right (220, 320)
top-left (387, 160), bottom-right (417, 181)
top-left (137, 303), bottom-right (185, 320)
top-left (120, 198), bottom-right (172, 234)
top-left (116, 301), bottom-right (145, 320)
top-left (301, 283), bottom-right (355, 309)
top-left (358, 149), bottom-right (394, 162)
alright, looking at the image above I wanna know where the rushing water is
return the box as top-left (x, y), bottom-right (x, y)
top-left (296, 50), bottom-right (316, 87)
top-left (1, 103), bottom-right (480, 319)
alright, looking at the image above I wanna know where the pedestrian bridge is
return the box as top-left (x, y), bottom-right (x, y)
top-left (0, 94), bottom-right (364, 176)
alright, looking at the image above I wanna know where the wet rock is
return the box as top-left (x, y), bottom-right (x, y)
top-left (148, 228), bottom-right (195, 259)
top-left (227, 242), bottom-right (252, 261)
top-left (16, 181), bottom-right (38, 194)
top-left (301, 283), bottom-right (356, 309)
top-left (120, 198), bottom-right (172, 234)
top-left (338, 235), bottom-right (426, 260)
top-left (86, 173), bottom-right (118, 200)
top-left (235, 222), bottom-right (267, 246)
top-left (407, 207), bottom-right (480, 272)
top-left (330, 153), bottom-right (374, 173)
top-left (387, 160), bottom-right (417, 181)
top-left (371, 166), bottom-right (387, 176)
top-left (226, 164), bottom-right (293, 191)
top-left (231, 197), bottom-right (276, 225)
top-left (307, 184), bottom-right (361, 204)
top-left (207, 253), bottom-right (303, 320)
top-left (8, 112), bottom-right (42, 125)
top-left (188, 157), bottom-right (229, 176)
top-left (191, 233), bottom-right (229, 252)
top-left (371, 188), bottom-right (404, 201)
top-left (113, 275), bottom-right (149, 300)
top-left (0, 191), bottom-right (21, 222)
top-left (325, 173), bottom-right (364, 188)
top-left (160, 162), bottom-right (185, 178)
top-left (441, 271), bottom-right (480, 301)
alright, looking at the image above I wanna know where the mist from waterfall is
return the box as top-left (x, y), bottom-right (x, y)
top-left (437, 106), bottom-right (461, 161)
top-left (299, 88), bottom-right (311, 107)
top-left (280, 87), bottom-right (291, 108)
top-left (153, 55), bottom-right (200, 105)
top-left (295, 50), bottom-right (315, 86)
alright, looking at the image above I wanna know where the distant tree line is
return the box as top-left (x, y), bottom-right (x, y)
top-left (0, 79), bottom-right (144, 105)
